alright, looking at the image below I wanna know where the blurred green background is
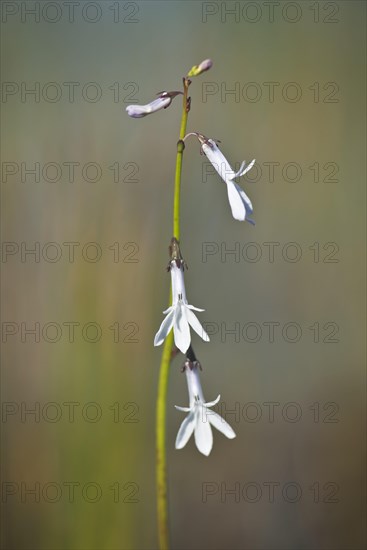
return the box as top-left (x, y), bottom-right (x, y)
top-left (1, 1), bottom-right (366, 549)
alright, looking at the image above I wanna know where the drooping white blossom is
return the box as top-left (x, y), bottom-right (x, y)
top-left (154, 260), bottom-right (209, 354)
top-left (187, 133), bottom-right (255, 223)
top-left (175, 361), bottom-right (236, 456)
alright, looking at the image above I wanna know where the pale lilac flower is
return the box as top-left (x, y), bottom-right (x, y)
top-left (175, 361), bottom-right (236, 456)
top-left (126, 91), bottom-right (181, 118)
top-left (154, 260), bottom-right (209, 354)
top-left (188, 133), bottom-right (255, 223)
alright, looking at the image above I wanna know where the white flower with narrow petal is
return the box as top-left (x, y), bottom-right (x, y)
top-left (126, 91), bottom-right (181, 118)
top-left (196, 134), bottom-right (255, 223)
top-left (154, 260), bottom-right (209, 354)
top-left (175, 362), bottom-right (236, 456)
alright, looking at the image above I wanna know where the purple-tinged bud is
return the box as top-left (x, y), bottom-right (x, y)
top-left (187, 58), bottom-right (213, 77)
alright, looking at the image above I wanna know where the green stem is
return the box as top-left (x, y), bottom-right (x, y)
top-left (173, 81), bottom-right (190, 240)
top-left (155, 330), bottom-right (173, 550)
top-left (156, 78), bottom-right (190, 550)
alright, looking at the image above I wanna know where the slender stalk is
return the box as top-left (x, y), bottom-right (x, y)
top-left (156, 78), bottom-right (190, 550)
top-left (173, 79), bottom-right (190, 240)
top-left (155, 330), bottom-right (173, 550)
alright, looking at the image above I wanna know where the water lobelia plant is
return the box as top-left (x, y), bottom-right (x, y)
top-left (126, 58), bottom-right (256, 550)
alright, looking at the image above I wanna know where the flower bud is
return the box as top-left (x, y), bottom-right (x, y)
top-left (126, 91), bottom-right (181, 118)
top-left (187, 58), bottom-right (213, 77)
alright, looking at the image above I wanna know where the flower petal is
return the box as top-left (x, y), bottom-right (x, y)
top-left (207, 410), bottom-right (236, 439)
top-left (185, 307), bottom-right (210, 342)
top-left (225, 180), bottom-right (247, 221)
top-left (232, 160), bottom-right (247, 179)
top-left (233, 181), bottom-right (255, 225)
top-left (153, 309), bottom-right (175, 347)
top-left (194, 407), bottom-right (213, 456)
top-left (170, 261), bottom-right (187, 304)
top-left (232, 158), bottom-right (255, 178)
top-left (205, 395), bottom-right (221, 408)
top-left (175, 405), bottom-right (191, 412)
top-left (175, 410), bottom-right (196, 449)
top-left (233, 181), bottom-right (253, 214)
top-left (243, 158), bottom-right (256, 174)
top-left (173, 304), bottom-right (191, 354)
top-left (202, 141), bottom-right (236, 181)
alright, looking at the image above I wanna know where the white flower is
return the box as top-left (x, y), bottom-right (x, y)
top-left (197, 134), bottom-right (255, 223)
top-left (126, 91), bottom-right (181, 118)
top-left (175, 362), bottom-right (236, 456)
top-left (154, 260), bottom-right (209, 354)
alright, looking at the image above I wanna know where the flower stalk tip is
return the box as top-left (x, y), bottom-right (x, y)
top-left (187, 59), bottom-right (213, 77)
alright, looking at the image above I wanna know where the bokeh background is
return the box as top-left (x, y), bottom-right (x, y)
top-left (1, 1), bottom-right (366, 549)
